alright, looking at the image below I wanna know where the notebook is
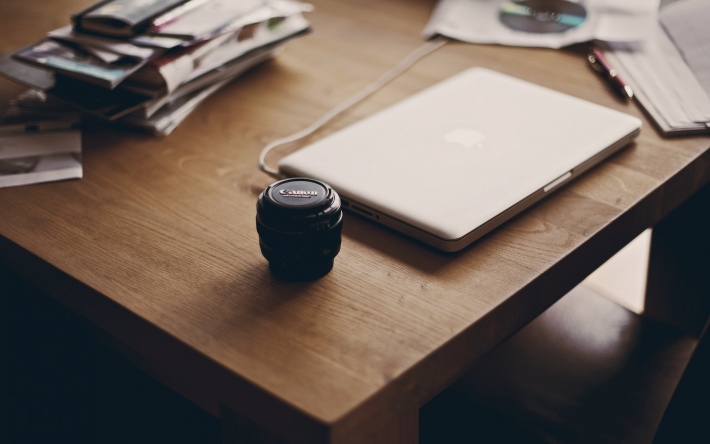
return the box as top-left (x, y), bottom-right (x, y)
top-left (278, 68), bottom-right (641, 252)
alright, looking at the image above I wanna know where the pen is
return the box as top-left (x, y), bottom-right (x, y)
top-left (587, 46), bottom-right (634, 100)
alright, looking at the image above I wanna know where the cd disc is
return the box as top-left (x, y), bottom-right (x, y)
top-left (499, 0), bottom-right (587, 33)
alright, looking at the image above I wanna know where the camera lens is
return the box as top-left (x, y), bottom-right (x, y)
top-left (256, 177), bottom-right (343, 280)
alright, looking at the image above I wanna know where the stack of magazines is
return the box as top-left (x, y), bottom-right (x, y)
top-left (0, 0), bottom-right (312, 135)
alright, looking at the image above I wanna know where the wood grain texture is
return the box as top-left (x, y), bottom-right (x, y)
top-left (1, 0), bottom-right (708, 442)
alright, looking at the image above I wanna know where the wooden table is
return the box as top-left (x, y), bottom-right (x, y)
top-left (1, 0), bottom-right (708, 442)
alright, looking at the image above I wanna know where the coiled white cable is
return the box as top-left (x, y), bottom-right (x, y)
top-left (258, 36), bottom-right (449, 178)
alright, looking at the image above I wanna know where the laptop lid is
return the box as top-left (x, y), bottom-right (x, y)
top-left (278, 68), bottom-right (641, 252)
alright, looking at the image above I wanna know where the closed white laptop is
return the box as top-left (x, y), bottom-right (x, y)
top-left (279, 68), bottom-right (641, 252)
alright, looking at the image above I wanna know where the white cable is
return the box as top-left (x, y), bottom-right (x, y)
top-left (258, 36), bottom-right (449, 178)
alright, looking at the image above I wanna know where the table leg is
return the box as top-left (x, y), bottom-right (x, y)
top-left (220, 405), bottom-right (287, 444)
top-left (645, 184), bottom-right (709, 337)
top-left (368, 405), bottom-right (419, 444)
top-left (219, 404), bottom-right (419, 444)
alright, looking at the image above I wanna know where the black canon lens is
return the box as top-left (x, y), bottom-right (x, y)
top-left (256, 178), bottom-right (343, 280)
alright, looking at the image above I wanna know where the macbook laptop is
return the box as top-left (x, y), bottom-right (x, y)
top-left (278, 68), bottom-right (641, 252)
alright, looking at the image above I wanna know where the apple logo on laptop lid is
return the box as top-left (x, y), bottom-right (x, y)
top-left (444, 128), bottom-right (486, 149)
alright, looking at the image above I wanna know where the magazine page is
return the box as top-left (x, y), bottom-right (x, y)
top-left (0, 125), bottom-right (82, 188)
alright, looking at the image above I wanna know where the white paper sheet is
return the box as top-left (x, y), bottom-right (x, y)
top-left (659, 0), bottom-right (710, 97)
top-left (604, 0), bottom-right (710, 135)
top-left (424, 0), bottom-right (660, 49)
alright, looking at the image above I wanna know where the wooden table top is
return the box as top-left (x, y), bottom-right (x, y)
top-left (1, 0), bottom-right (708, 442)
